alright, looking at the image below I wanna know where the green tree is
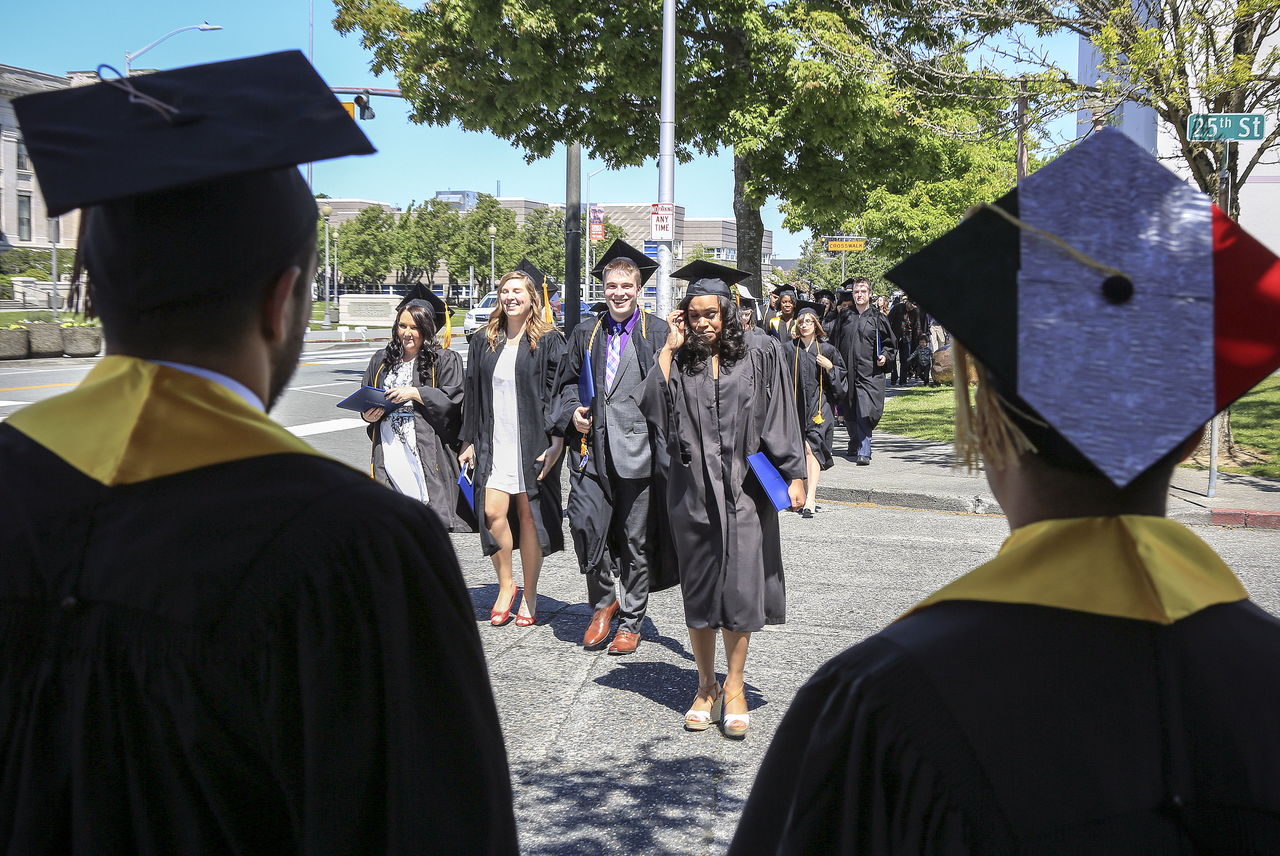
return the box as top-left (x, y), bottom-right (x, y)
top-left (336, 206), bottom-right (396, 290)
top-left (519, 207), bottom-right (567, 285)
top-left (847, 0), bottom-right (1280, 219)
top-left (331, 0), bottom-right (948, 292)
top-left (684, 243), bottom-right (714, 264)
top-left (445, 195), bottom-right (521, 295)
top-left (392, 199), bottom-right (462, 286)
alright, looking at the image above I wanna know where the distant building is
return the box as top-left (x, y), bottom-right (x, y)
top-left (433, 190), bottom-right (480, 213)
top-left (315, 198), bottom-right (401, 228)
top-left (0, 64), bottom-right (81, 258)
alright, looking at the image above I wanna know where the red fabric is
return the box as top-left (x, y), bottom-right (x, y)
top-left (1213, 204), bottom-right (1280, 409)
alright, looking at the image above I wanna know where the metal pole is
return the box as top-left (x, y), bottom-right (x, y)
top-left (841, 251), bottom-right (846, 281)
top-left (323, 216), bottom-right (332, 328)
top-left (655, 0), bottom-right (677, 316)
top-left (1208, 140), bottom-right (1233, 497)
top-left (565, 143), bottom-right (582, 331)
top-left (1016, 80), bottom-right (1028, 183)
top-left (307, 0), bottom-right (314, 189)
top-left (489, 236), bottom-right (496, 290)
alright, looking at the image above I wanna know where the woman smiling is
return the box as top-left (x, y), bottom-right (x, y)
top-left (460, 261), bottom-right (567, 628)
top-left (360, 287), bottom-right (471, 532)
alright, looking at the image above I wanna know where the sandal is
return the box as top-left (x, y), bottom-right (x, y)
top-left (684, 684), bottom-right (723, 732)
top-left (720, 690), bottom-right (749, 740)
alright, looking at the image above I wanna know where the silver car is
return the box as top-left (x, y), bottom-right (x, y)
top-left (463, 292), bottom-right (499, 339)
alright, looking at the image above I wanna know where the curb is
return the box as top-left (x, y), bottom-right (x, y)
top-left (1210, 509), bottom-right (1280, 529)
top-left (816, 487), bottom-right (1278, 528)
top-left (816, 485), bottom-right (1003, 516)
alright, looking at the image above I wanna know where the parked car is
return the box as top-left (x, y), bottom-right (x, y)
top-left (463, 292), bottom-right (499, 339)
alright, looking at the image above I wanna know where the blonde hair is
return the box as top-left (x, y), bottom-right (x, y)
top-left (485, 271), bottom-right (556, 350)
top-left (951, 340), bottom-right (1036, 473)
top-left (601, 258), bottom-right (642, 285)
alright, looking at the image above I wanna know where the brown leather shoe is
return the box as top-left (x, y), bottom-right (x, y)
top-left (608, 630), bottom-right (640, 655)
top-left (582, 601), bottom-right (619, 648)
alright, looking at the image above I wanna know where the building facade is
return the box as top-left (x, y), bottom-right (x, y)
top-left (0, 64), bottom-right (80, 259)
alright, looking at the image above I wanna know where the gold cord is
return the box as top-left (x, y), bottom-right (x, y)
top-left (981, 203), bottom-right (1128, 280)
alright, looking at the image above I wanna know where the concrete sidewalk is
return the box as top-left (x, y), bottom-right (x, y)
top-left (817, 424), bottom-right (1280, 528)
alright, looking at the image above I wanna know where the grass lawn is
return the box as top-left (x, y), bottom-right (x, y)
top-left (1184, 374), bottom-right (1280, 480)
top-left (879, 385), bottom-right (956, 443)
top-left (880, 376), bottom-right (1280, 480)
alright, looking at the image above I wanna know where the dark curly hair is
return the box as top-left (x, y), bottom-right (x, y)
top-left (381, 303), bottom-right (439, 384)
top-left (675, 294), bottom-right (746, 375)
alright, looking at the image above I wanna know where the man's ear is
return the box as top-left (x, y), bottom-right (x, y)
top-left (262, 266), bottom-right (302, 344)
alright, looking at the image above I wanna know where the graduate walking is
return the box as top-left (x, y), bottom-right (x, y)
top-left (782, 302), bottom-right (846, 516)
top-left (637, 261), bottom-right (806, 740)
top-left (731, 128), bottom-right (1280, 853)
top-left (831, 277), bottom-right (894, 465)
top-left (360, 287), bottom-right (473, 532)
top-left (552, 240), bottom-right (674, 655)
top-left (460, 261), bottom-right (566, 627)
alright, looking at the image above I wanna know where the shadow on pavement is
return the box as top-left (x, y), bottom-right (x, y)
top-left (511, 737), bottom-right (745, 856)
top-left (594, 661), bottom-right (766, 715)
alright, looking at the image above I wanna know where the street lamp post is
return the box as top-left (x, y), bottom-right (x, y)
top-left (488, 224), bottom-right (497, 294)
top-left (585, 166), bottom-right (607, 301)
top-left (320, 205), bottom-right (333, 328)
top-left (47, 217), bottom-right (60, 320)
top-left (124, 23), bottom-right (222, 75)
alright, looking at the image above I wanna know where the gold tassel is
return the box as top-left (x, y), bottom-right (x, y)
top-left (951, 339), bottom-right (1035, 473)
top-left (542, 277), bottom-right (554, 324)
top-left (441, 306), bottom-right (453, 350)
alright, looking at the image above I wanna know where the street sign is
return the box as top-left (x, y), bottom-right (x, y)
top-left (651, 202), bottom-right (674, 241)
top-left (589, 204), bottom-right (605, 241)
top-left (1187, 113), bottom-right (1266, 142)
top-left (824, 236), bottom-right (867, 252)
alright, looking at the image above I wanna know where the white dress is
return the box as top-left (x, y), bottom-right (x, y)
top-left (487, 342), bottom-right (526, 494)
top-left (378, 359), bottom-right (430, 503)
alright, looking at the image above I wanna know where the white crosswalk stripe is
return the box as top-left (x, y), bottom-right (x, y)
top-left (285, 418), bottom-right (366, 437)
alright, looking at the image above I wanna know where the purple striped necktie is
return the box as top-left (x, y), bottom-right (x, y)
top-left (605, 327), bottom-right (622, 388)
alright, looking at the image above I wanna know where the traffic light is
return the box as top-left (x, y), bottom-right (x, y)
top-left (354, 91), bottom-right (375, 121)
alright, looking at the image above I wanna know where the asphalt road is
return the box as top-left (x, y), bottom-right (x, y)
top-left (4, 350), bottom-right (1280, 854)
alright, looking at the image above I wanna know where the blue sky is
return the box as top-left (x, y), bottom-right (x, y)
top-left (3, 1), bottom-right (1078, 258)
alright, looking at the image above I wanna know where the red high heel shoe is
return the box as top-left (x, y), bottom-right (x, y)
top-left (514, 594), bottom-right (537, 627)
top-left (490, 587), bottom-right (519, 626)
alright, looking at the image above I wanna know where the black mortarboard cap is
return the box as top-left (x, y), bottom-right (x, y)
top-left (838, 278), bottom-right (866, 290)
top-left (771, 284), bottom-right (798, 297)
top-left (12, 51), bottom-right (375, 312)
top-left (814, 289), bottom-right (835, 303)
top-left (836, 289), bottom-right (853, 303)
top-left (13, 51), bottom-right (374, 217)
top-left (673, 260), bottom-right (751, 300)
top-left (589, 301), bottom-right (608, 314)
top-left (591, 239), bottom-right (658, 284)
top-left (514, 258), bottom-right (550, 288)
top-left (396, 284), bottom-right (447, 326)
top-left (887, 128), bottom-right (1280, 487)
top-left (794, 300), bottom-right (823, 319)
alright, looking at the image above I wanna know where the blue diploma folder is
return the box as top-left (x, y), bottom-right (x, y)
top-left (579, 351), bottom-right (596, 408)
top-left (747, 452), bottom-right (791, 511)
top-left (457, 466), bottom-right (475, 511)
top-left (337, 386), bottom-right (390, 413)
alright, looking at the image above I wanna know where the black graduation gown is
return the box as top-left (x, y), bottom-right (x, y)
top-left (361, 347), bottom-right (476, 532)
top-left (781, 338), bottom-right (847, 470)
top-left (636, 344), bottom-right (806, 632)
top-left (461, 328), bottom-right (566, 558)
top-left (730, 516), bottom-right (1280, 854)
top-left (0, 357), bottom-right (517, 856)
top-left (831, 306), bottom-right (895, 425)
top-left (551, 312), bottom-right (678, 592)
